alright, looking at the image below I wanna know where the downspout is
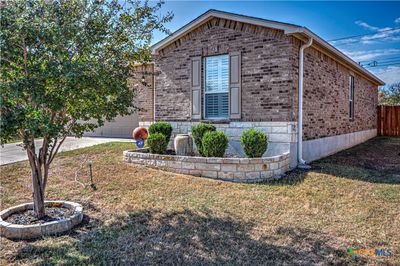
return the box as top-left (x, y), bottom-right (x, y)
top-left (297, 37), bottom-right (313, 168)
top-left (153, 64), bottom-right (156, 122)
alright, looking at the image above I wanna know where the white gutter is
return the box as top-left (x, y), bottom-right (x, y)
top-left (297, 37), bottom-right (313, 168)
top-left (153, 65), bottom-right (156, 122)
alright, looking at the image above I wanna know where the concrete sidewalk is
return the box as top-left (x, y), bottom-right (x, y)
top-left (0, 137), bottom-right (133, 166)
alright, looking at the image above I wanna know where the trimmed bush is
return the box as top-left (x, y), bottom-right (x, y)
top-left (191, 123), bottom-right (216, 156)
top-left (148, 122), bottom-right (173, 142)
top-left (147, 133), bottom-right (168, 154)
top-left (202, 131), bottom-right (228, 157)
top-left (240, 129), bottom-right (268, 158)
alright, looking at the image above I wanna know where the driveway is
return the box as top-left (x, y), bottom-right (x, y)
top-left (0, 137), bottom-right (132, 166)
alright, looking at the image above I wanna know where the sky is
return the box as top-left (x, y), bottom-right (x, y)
top-left (151, 1), bottom-right (400, 87)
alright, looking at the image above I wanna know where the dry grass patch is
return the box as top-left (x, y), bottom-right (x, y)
top-left (0, 138), bottom-right (399, 265)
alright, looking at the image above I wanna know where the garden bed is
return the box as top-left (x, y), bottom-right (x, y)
top-left (0, 201), bottom-right (83, 239)
top-left (123, 149), bottom-right (290, 183)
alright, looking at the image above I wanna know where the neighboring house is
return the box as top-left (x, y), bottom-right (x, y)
top-left (136, 9), bottom-right (384, 168)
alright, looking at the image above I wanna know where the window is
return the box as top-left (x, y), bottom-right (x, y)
top-left (349, 75), bottom-right (355, 119)
top-left (204, 55), bottom-right (229, 119)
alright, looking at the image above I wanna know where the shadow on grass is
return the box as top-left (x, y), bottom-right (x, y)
top-left (271, 137), bottom-right (400, 186)
top-left (12, 209), bottom-right (362, 265)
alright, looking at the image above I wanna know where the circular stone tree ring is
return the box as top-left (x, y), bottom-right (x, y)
top-left (0, 201), bottom-right (83, 239)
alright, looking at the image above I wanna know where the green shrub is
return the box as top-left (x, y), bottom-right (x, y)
top-left (240, 129), bottom-right (268, 158)
top-left (147, 133), bottom-right (168, 154)
top-left (201, 131), bottom-right (228, 157)
top-left (148, 122), bottom-right (173, 142)
top-left (191, 123), bottom-right (216, 156)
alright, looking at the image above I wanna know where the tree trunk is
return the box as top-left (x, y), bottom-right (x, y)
top-left (32, 171), bottom-right (45, 218)
top-left (27, 145), bottom-right (46, 219)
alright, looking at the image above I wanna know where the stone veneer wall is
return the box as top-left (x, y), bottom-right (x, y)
top-left (139, 121), bottom-right (297, 158)
top-left (124, 150), bottom-right (290, 183)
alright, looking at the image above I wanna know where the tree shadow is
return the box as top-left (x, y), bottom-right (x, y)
top-left (12, 209), bottom-right (364, 265)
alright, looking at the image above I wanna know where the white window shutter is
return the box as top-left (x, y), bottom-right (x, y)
top-left (191, 57), bottom-right (201, 119)
top-left (229, 52), bottom-right (241, 119)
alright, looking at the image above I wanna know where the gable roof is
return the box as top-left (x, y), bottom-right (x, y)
top-left (152, 9), bottom-right (384, 86)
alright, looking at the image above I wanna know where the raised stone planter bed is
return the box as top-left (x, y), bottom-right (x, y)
top-left (0, 201), bottom-right (83, 239)
top-left (123, 149), bottom-right (290, 183)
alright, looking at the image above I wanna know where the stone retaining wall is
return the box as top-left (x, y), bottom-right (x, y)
top-left (123, 150), bottom-right (290, 183)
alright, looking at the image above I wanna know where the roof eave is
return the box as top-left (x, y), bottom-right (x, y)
top-left (151, 9), bottom-right (301, 55)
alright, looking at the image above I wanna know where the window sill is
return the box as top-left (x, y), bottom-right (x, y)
top-left (200, 119), bottom-right (231, 124)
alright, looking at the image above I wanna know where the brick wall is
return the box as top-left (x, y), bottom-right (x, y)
top-left (132, 64), bottom-right (154, 122)
top-left (154, 17), bottom-right (295, 122)
top-left (291, 39), bottom-right (378, 141)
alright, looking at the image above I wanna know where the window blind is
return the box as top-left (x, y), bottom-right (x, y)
top-left (205, 55), bottom-right (229, 118)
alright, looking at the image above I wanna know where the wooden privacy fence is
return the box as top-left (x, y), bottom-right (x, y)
top-left (377, 105), bottom-right (400, 136)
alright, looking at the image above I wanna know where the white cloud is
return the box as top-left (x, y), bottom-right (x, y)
top-left (355, 20), bottom-right (379, 31)
top-left (361, 29), bottom-right (400, 44)
top-left (395, 17), bottom-right (400, 24)
top-left (341, 48), bottom-right (400, 62)
top-left (354, 20), bottom-right (400, 44)
top-left (370, 66), bottom-right (400, 85)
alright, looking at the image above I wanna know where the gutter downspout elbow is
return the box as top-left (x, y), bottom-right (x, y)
top-left (297, 37), bottom-right (313, 168)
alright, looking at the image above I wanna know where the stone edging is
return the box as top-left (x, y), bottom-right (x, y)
top-left (0, 201), bottom-right (83, 239)
top-left (123, 150), bottom-right (290, 183)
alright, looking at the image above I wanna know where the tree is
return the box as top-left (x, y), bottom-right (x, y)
top-left (378, 82), bottom-right (400, 106)
top-left (0, 0), bottom-right (172, 218)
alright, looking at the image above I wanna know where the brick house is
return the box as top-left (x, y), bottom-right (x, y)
top-left (136, 10), bottom-right (384, 168)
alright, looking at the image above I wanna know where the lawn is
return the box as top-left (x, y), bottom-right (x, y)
top-left (0, 137), bottom-right (399, 265)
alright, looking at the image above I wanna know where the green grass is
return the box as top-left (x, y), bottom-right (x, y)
top-left (1, 137), bottom-right (399, 265)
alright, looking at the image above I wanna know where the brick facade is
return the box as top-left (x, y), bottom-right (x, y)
top-left (291, 39), bottom-right (378, 140)
top-left (154, 18), bottom-right (295, 122)
top-left (136, 17), bottom-right (379, 141)
top-left (132, 64), bottom-right (154, 122)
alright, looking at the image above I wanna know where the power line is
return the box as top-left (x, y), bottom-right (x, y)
top-left (364, 62), bottom-right (400, 68)
top-left (358, 55), bottom-right (400, 64)
top-left (328, 27), bottom-right (400, 42)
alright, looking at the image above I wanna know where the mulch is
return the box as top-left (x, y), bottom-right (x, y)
top-left (5, 207), bottom-right (73, 225)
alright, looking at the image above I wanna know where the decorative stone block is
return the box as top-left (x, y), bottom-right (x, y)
top-left (201, 171), bottom-right (218, 178)
top-left (221, 164), bottom-right (237, 172)
top-left (181, 162), bottom-right (195, 169)
top-left (195, 163), bottom-right (220, 171)
top-left (245, 172), bottom-right (261, 179)
top-left (237, 164), bottom-right (254, 172)
top-left (189, 170), bottom-right (202, 176)
top-left (270, 162), bottom-right (279, 170)
top-left (218, 171), bottom-right (234, 179)
top-left (254, 163), bottom-right (268, 171)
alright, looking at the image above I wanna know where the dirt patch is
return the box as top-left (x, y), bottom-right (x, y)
top-left (318, 137), bottom-right (400, 176)
top-left (5, 207), bottom-right (73, 225)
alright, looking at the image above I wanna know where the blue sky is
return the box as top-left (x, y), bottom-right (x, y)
top-left (152, 1), bottom-right (400, 86)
